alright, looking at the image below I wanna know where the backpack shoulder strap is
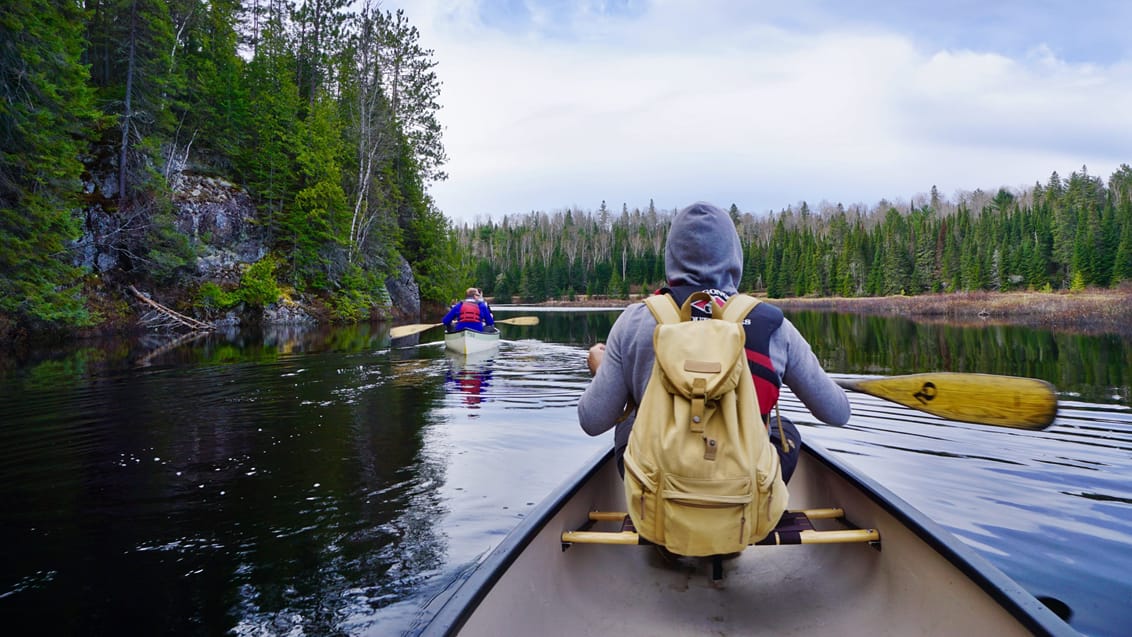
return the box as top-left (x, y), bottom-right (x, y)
top-left (719, 293), bottom-right (760, 324)
top-left (644, 294), bottom-right (682, 325)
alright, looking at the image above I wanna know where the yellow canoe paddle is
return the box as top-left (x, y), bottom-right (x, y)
top-left (389, 316), bottom-right (540, 339)
top-left (836, 372), bottom-right (1058, 430)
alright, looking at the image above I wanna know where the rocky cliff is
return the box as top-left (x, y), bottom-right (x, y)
top-left (75, 169), bottom-right (421, 330)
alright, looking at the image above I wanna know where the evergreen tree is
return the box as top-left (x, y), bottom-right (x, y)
top-left (1, 0), bottom-right (100, 324)
top-left (411, 200), bottom-right (468, 306)
top-left (240, 12), bottom-right (300, 227)
top-left (178, 0), bottom-right (249, 164)
top-left (283, 95), bottom-right (349, 290)
top-left (291, 0), bottom-right (350, 110)
top-left (375, 8), bottom-right (447, 183)
top-left (88, 0), bottom-right (181, 201)
top-left (1114, 214), bottom-right (1132, 284)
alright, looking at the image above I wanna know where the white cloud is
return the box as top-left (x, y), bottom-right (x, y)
top-left (388, 1), bottom-right (1132, 222)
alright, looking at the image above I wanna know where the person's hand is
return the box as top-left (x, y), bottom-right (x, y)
top-left (587, 343), bottom-right (606, 376)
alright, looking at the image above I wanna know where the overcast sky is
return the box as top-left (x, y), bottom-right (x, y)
top-left (381, 0), bottom-right (1132, 223)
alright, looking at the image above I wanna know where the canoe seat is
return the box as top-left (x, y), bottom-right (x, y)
top-left (561, 508), bottom-right (880, 548)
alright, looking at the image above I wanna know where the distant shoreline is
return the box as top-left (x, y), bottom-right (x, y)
top-left (499, 288), bottom-right (1132, 337)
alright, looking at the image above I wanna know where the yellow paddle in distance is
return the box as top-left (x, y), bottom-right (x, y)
top-left (836, 372), bottom-right (1058, 430)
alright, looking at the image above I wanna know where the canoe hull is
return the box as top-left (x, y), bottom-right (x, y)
top-left (420, 442), bottom-right (1074, 637)
top-left (444, 329), bottom-right (500, 355)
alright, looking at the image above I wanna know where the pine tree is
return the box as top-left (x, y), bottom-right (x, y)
top-left (178, 0), bottom-right (249, 163)
top-left (1, 0), bottom-right (100, 324)
top-left (284, 95), bottom-right (350, 290)
top-left (88, 0), bottom-right (180, 201)
top-left (1114, 214), bottom-right (1132, 284)
top-left (240, 11), bottom-right (300, 226)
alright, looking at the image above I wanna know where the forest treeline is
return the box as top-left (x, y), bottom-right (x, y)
top-left (457, 166), bottom-right (1132, 303)
top-left (2, 0), bottom-right (463, 331)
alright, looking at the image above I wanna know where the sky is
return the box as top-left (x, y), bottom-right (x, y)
top-left (381, 0), bottom-right (1132, 224)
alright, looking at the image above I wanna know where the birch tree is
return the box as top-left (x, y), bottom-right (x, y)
top-left (341, 0), bottom-right (397, 265)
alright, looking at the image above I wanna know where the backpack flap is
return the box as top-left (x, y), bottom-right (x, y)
top-left (651, 316), bottom-right (745, 451)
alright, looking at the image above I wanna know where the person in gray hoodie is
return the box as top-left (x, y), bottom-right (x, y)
top-left (577, 201), bottom-right (850, 480)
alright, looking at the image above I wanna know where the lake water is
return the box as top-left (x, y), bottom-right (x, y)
top-left (0, 308), bottom-right (1129, 636)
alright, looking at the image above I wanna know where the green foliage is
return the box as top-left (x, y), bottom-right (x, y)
top-left (492, 269), bottom-right (515, 304)
top-left (0, 0), bottom-right (99, 326)
top-left (145, 204), bottom-right (197, 283)
top-left (238, 14), bottom-right (300, 221)
top-left (395, 135), bottom-right (467, 304)
top-left (4, 0), bottom-right (457, 330)
top-left (327, 265), bottom-right (390, 322)
top-left (198, 258), bottom-right (291, 312)
top-left (1115, 214), bottom-right (1132, 284)
top-left (87, 0), bottom-right (182, 202)
top-left (197, 281), bottom-right (240, 310)
top-left (178, 0), bottom-right (249, 160)
top-left (240, 256), bottom-right (282, 308)
top-left (608, 267), bottom-right (624, 299)
top-left (278, 95), bottom-right (351, 290)
top-left (1070, 270), bottom-right (1087, 293)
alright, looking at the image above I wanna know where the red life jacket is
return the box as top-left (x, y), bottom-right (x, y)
top-left (458, 301), bottom-right (481, 323)
top-left (663, 287), bottom-right (784, 420)
top-left (741, 306), bottom-right (784, 420)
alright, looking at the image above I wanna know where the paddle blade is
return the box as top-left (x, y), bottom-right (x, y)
top-left (837, 372), bottom-right (1058, 430)
top-left (497, 316), bottom-right (539, 326)
top-left (389, 323), bottom-right (441, 339)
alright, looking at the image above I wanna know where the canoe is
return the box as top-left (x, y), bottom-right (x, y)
top-left (417, 441), bottom-right (1076, 637)
top-left (444, 328), bottom-right (501, 355)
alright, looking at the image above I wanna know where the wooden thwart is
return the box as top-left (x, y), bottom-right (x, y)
top-left (561, 508), bottom-right (880, 547)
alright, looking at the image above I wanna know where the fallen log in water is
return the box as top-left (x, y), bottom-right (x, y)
top-left (128, 285), bottom-right (213, 332)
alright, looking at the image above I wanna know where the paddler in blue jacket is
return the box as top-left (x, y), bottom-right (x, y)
top-left (443, 288), bottom-right (495, 332)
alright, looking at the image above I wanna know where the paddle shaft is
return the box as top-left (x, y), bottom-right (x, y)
top-left (836, 372), bottom-right (1057, 430)
top-left (389, 315), bottom-right (538, 339)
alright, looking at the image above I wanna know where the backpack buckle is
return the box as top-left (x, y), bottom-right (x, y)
top-left (690, 378), bottom-right (706, 433)
top-left (704, 436), bottom-right (718, 461)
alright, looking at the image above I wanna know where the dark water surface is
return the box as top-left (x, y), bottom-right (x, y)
top-left (1, 309), bottom-right (1129, 636)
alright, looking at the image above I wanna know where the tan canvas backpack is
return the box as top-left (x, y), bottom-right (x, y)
top-left (622, 292), bottom-right (788, 556)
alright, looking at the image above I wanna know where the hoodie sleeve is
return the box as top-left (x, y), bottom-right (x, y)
top-left (577, 304), bottom-right (655, 439)
top-left (578, 327), bottom-right (630, 437)
top-left (775, 318), bottom-right (851, 426)
top-left (479, 302), bottom-right (494, 325)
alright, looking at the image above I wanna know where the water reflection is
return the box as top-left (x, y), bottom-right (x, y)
top-left (445, 351), bottom-right (495, 408)
top-left (1, 309), bottom-right (1130, 636)
top-left (6, 310), bottom-right (1129, 408)
top-left (785, 310), bottom-right (1132, 405)
top-left (0, 330), bottom-right (459, 635)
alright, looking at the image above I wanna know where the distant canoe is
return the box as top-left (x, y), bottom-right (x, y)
top-left (444, 328), bottom-right (501, 355)
top-left (418, 441), bottom-right (1075, 637)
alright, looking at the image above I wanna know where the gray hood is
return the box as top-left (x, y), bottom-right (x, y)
top-left (664, 202), bottom-right (743, 293)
